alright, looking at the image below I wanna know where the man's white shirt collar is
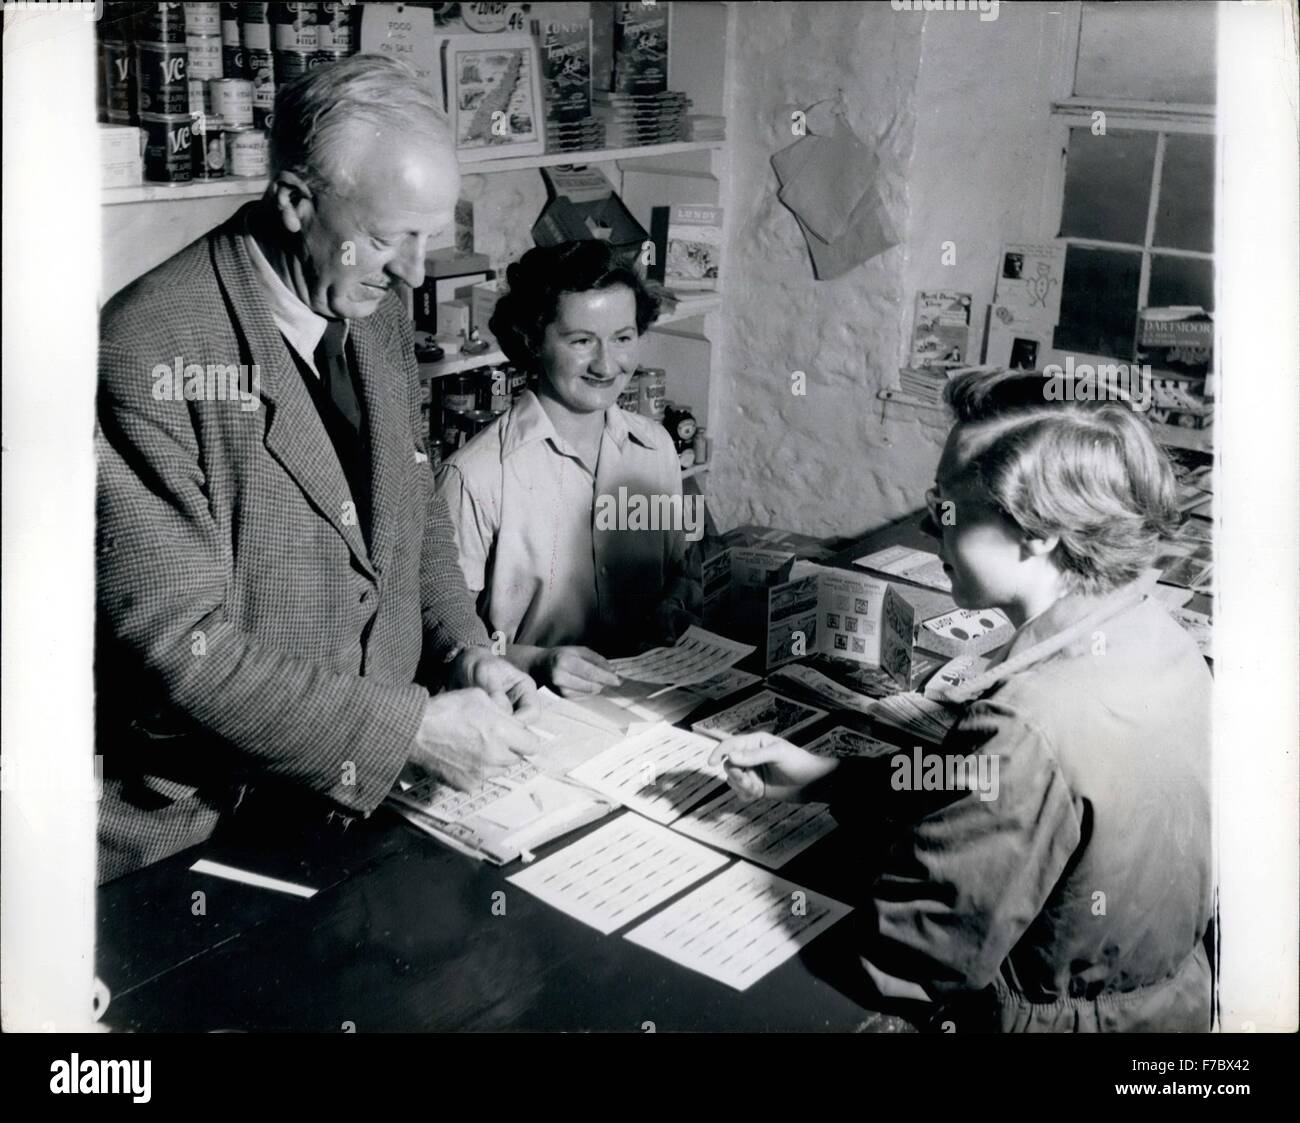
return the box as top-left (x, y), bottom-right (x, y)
top-left (243, 220), bottom-right (343, 377)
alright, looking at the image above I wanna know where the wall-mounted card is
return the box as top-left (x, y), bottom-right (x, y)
top-left (985, 303), bottom-right (1055, 369)
top-left (994, 241), bottom-right (1066, 324)
top-left (910, 290), bottom-right (972, 369)
top-left (692, 690), bottom-right (826, 741)
top-left (443, 33), bottom-right (545, 162)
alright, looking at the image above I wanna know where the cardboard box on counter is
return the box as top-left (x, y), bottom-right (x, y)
top-left (100, 125), bottom-right (142, 189)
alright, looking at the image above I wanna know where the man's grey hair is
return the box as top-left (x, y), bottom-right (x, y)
top-left (268, 53), bottom-right (453, 197)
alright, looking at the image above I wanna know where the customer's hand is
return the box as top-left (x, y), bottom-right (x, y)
top-left (447, 646), bottom-right (541, 719)
top-left (531, 646), bottom-right (622, 698)
top-left (409, 689), bottom-right (542, 791)
top-left (707, 733), bottom-right (839, 803)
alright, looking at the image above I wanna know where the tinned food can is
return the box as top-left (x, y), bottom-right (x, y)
top-left (209, 77), bottom-right (253, 128)
top-left (240, 16), bottom-right (271, 52)
top-left (186, 34), bottom-right (223, 81)
top-left (136, 41), bottom-right (189, 116)
top-left (191, 115), bottom-right (226, 179)
top-left (476, 367), bottom-right (512, 414)
top-left (220, 10), bottom-right (241, 46)
top-left (134, 3), bottom-right (187, 44)
top-left (222, 42), bottom-right (246, 79)
top-left (273, 2), bottom-right (318, 51)
top-left (187, 77), bottom-right (212, 118)
top-left (312, 48), bottom-right (349, 71)
top-left (273, 48), bottom-right (313, 85)
top-left (316, 2), bottom-right (356, 52)
top-left (184, 2), bottom-right (221, 37)
top-left (225, 126), bottom-right (269, 178)
top-left (139, 112), bottom-right (194, 183)
top-left (637, 366), bottom-right (667, 420)
top-left (246, 48), bottom-right (275, 128)
top-left (99, 38), bottom-right (135, 124)
top-left (442, 375), bottom-right (476, 416)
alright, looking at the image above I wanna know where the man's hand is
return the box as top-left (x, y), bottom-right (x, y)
top-left (447, 646), bottom-right (540, 718)
top-left (531, 646), bottom-right (622, 698)
top-left (652, 597), bottom-right (698, 647)
top-left (409, 689), bottom-right (542, 791)
top-left (707, 733), bottom-right (840, 803)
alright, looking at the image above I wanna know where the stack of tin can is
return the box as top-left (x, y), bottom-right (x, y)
top-left (429, 364), bottom-right (533, 463)
top-left (100, 4), bottom-right (359, 188)
top-left (134, 3), bottom-right (197, 183)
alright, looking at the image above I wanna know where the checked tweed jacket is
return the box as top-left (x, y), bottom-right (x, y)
top-left (95, 203), bottom-right (490, 883)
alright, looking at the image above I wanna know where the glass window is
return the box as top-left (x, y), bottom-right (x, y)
top-left (1074, 1), bottom-right (1217, 105)
top-left (1154, 134), bottom-right (1215, 253)
top-left (1055, 245), bottom-right (1143, 358)
top-left (1059, 129), bottom-right (1157, 244)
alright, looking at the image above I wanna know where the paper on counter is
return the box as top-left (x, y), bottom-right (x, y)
top-left (854, 545), bottom-right (952, 594)
top-left (506, 815), bottom-right (728, 935)
top-left (607, 625), bottom-right (755, 687)
top-left (672, 790), bottom-right (836, 869)
top-left (691, 689), bottom-right (826, 741)
top-left (567, 722), bottom-right (726, 824)
top-left (623, 861), bottom-right (852, 991)
top-left (523, 688), bottom-right (625, 774)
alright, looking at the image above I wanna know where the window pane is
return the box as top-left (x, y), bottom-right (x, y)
top-left (1054, 245), bottom-right (1142, 358)
top-left (1149, 254), bottom-right (1214, 312)
top-left (1060, 129), bottom-right (1156, 245)
top-left (1075, 1), bottom-right (1216, 104)
top-left (1154, 134), bottom-right (1215, 253)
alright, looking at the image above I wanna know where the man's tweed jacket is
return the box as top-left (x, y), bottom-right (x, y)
top-left (95, 203), bottom-right (490, 883)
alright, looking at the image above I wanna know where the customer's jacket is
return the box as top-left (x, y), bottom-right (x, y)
top-left (834, 577), bottom-right (1213, 1031)
top-left (95, 204), bottom-right (489, 883)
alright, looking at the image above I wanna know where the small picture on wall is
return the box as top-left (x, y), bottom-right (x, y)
top-left (1002, 252), bottom-right (1025, 279)
top-left (1008, 337), bottom-right (1041, 369)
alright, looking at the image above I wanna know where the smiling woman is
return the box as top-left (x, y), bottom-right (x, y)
top-left (435, 241), bottom-right (701, 696)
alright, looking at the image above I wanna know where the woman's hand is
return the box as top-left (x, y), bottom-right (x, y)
top-left (707, 733), bottom-right (840, 803)
top-left (527, 646), bottom-right (622, 698)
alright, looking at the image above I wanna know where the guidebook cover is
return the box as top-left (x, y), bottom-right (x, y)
top-left (651, 204), bottom-right (723, 291)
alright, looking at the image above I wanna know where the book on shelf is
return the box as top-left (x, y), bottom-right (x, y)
top-left (649, 204), bottom-right (722, 292)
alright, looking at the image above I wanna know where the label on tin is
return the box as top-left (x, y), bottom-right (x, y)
top-left (101, 40), bottom-right (134, 121)
top-left (227, 129), bottom-right (268, 178)
top-left (241, 21), bottom-right (271, 51)
top-left (186, 35), bottom-right (223, 80)
top-left (136, 44), bottom-right (189, 115)
top-left (222, 43), bottom-right (246, 79)
top-left (142, 115), bottom-right (193, 182)
top-left (135, 3), bottom-right (187, 44)
top-left (316, 4), bottom-right (355, 52)
top-left (274, 23), bottom-right (318, 51)
top-left (193, 127), bottom-right (227, 178)
top-left (210, 79), bottom-right (253, 127)
top-left (221, 18), bottom-right (241, 47)
top-left (444, 392), bottom-right (476, 414)
top-left (184, 3), bottom-right (221, 37)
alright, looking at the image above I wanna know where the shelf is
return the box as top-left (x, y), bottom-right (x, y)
top-left (417, 295), bottom-right (722, 381)
top-left (101, 141), bottom-right (725, 206)
top-left (103, 177), bottom-right (268, 206)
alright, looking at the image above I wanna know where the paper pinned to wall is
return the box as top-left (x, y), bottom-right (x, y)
top-left (771, 99), bottom-right (899, 280)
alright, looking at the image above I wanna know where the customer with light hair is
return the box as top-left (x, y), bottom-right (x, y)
top-left (96, 55), bottom-right (540, 883)
top-left (711, 368), bottom-right (1213, 1032)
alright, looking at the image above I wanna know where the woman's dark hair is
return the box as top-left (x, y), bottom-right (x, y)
top-left (488, 241), bottom-right (661, 369)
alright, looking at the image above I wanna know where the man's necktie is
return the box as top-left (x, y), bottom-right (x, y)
top-left (314, 319), bottom-right (363, 434)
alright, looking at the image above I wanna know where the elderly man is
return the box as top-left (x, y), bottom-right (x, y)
top-left (95, 55), bottom-right (539, 883)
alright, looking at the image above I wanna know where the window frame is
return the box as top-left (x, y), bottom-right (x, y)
top-left (1040, 3), bottom-right (1218, 369)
